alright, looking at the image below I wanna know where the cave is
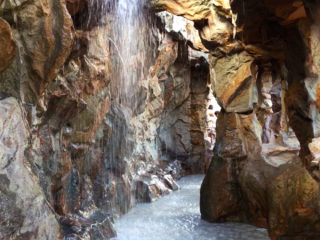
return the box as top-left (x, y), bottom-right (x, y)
top-left (0, 0), bottom-right (320, 240)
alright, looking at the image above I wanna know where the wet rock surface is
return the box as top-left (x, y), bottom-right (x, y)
top-left (1, 0), bottom-right (320, 239)
top-left (0, 97), bottom-right (61, 240)
top-left (0, 0), bottom-right (214, 239)
top-left (152, 0), bottom-right (320, 239)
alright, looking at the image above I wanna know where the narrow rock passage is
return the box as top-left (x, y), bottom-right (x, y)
top-left (114, 175), bottom-right (270, 240)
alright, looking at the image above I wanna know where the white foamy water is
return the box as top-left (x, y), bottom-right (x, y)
top-left (113, 175), bottom-right (271, 240)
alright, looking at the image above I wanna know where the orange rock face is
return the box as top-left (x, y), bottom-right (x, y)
top-left (17, 0), bottom-right (74, 96)
top-left (0, 18), bottom-right (16, 74)
top-left (212, 52), bottom-right (258, 113)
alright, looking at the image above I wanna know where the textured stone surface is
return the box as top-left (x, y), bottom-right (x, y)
top-left (1, 0), bottom-right (74, 97)
top-left (157, 11), bottom-right (208, 52)
top-left (151, 0), bottom-right (212, 21)
top-left (66, 0), bottom-right (88, 15)
top-left (212, 52), bottom-right (258, 113)
top-left (201, 111), bottom-right (320, 240)
top-left (317, 84), bottom-right (320, 110)
top-left (0, 0), bottom-right (216, 237)
top-left (1, 0), bottom-right (320, 239)
top-left (0, 17), bottom-right (16, 74)
top-left (0, 97), bottom-right (62, 239)
top-left (152, 0), bottom-right (235, 54)
top-left (185, 0), bottom-right (320, 238)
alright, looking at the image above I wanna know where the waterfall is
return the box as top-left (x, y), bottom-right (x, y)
top-left (88, 0), bottom-right (161, 217)
top-left (109, 0), bottom-right (157, 110)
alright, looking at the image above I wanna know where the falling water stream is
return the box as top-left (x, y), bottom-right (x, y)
top-left (113, 175), bottom-right (270, 240)
top-left (109, 0), bottom-right (157, 107)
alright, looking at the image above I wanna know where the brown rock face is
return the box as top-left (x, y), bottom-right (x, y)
top-left (267, 164), bottom-right (320, 240)
top-left (155, 41), bottom-right (212, 175)
top-left (201, 110), bottom-right (320, 240)
top-left (212, 52), bottom-right (257, 113)
top-left (1, 0), bottom-right (320, 239)
top-left (0, 0), bottom-right (116, 238)
top-left (7, 0), bottom-right (74, 97)
top-left (149, 0), bottom-right (320, 238)
top-left (0, 17), bottom-right (16, 73)
top-left (66, 0), bottom-right (88, 15)
top-left (2, 0), bottom-right (208, 238)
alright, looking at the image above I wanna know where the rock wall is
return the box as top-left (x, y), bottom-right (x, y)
top-left (4, 0), bottom-right (320, 239)
top-left (0, 0), bottom-right (212, 239)
top-left (152, 0), bottom-right (320, 239)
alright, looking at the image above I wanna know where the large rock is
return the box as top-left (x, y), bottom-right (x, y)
top-left (240, 150), bottom-right (320, 240)
top-left (157, 11), bottom-right (208, 52)
top-left (155, 39), bottom-right (211, 174)
top-left (199, 8), bottom-right (234, 49)
top-left (0, 97), bottom-right (61, 239)
top-left (152, 0), bottom-right (236, 53)
top-left (135, 174), bottom-right (178, 202)
top-left (201, 111), bottom-right (320, 240)
top-left (1, 0), bottom-right (73, 97)
top-left (200, 156), bottom-right (241, 222)
top-left (45, 26), bottom-right (111, 143)
top-left (200, 112), bottom-right (260, 222)
top-left (212, 52), bottom-right (258, 113)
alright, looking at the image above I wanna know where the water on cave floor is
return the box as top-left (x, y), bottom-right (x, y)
top-left (113, 175), bottom-right (270, 240)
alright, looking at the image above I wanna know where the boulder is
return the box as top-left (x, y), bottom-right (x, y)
top-left (212, 52), bottom-right (258, 113)
top-left (201, 111), bottom-right (320, 240)
top-left (135, 174), bottom-right (176, 202)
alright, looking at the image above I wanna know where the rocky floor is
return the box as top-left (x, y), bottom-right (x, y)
top-left (113, 175), bottom-right (270, 240)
